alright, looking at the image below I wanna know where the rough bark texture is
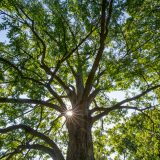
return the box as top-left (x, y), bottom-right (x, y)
top-left (66, 104), bottom-right (94, 160)
top-left (67, 123), bottom-right (94, 160)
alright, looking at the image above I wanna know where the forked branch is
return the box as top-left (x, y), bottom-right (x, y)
top-left (0, 124), bottom-right (64, 160)
top-left (92, 84), bottom-right (160, 122)
top-left (83, 0), bottom-right (113, 98)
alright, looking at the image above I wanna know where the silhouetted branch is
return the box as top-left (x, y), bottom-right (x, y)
top-left (92, 85), bottom-right (160, 122)
top-left (0, 98), bottom-right (62, 112)
top-left (0, 124), bottom-right (64, 160)
top-left (83, 0), bottom-right (113, 98)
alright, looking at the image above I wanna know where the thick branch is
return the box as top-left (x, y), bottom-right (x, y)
top-left (0, 124), bottom-right (64, 160)
top-left (20, 144), bottom-right (57, 160)
top-left (92, 105), bottom-right (154, 123)
top-left (82, 0), bottom-right (113, 98)
top-left (0, 97), bottom-right (62, 112)
top-left (115, 85), bottom-right (160, 106)
top-left (0, 57), bottom-right (65, 111)
top-left (91, 105), bottom-right (153, 114)
top-left (92, 85), bottom-right (160, 122)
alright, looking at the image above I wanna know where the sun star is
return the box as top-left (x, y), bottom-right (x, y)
top-left (66, 110), bottom-right (73, 117)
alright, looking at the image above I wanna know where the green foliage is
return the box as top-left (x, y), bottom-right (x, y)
top-left (106, 108), bottom-right (160, 159)
top-left (0, 0), bottom-right (159, 159)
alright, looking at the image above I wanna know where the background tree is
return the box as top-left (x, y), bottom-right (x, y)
top-left (106, 108), bottom-right (160, 160)
top-left (0, 0), bottom-right (159, 159)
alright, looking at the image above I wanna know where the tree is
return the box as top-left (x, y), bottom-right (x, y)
top-left (0, 0), bottom-right (159, 159)
top-left (106, 108), bottom-right (160, 160)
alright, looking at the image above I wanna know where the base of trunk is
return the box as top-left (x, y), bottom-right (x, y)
top-left (66, 119), bottom-right (94, 160)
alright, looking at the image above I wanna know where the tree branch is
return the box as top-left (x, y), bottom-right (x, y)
top-left (54, 75), bottom-right (77, 105)
top-left (66, 60), bottom-right (77, 78)
top-left (88, 88), bottom-right (102, 105)
top-left (54, 75), bottom-right (75, 96)
top-left (0, 97), bottom-right (62, 112)
top-left (92, 105), bottom-right (154, 123)
top-left (82, 0), bottom-right (113, 99)
top-left (92, 85), bottom-right (160, 122)
top-left (115, 85), bottom-right (160, 106)
top-left (61, 27), bottom-right (97, 63)
top-left (17, 7), bottom-right (47, 65)
top-left (0, 56), bottom-right (45, 86)
top-left (0, 124), bottom-right (64, 160)
top-left (21, 144), bottom-right (58, 160)
top-left (45, 84), bottom-right (66, 110)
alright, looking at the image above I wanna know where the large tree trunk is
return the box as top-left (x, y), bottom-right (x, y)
top-left (66, 113), bottom-right (94, 160)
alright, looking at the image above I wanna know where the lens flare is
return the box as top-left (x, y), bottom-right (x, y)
top-left (66, 110), bottom-right (73, 117)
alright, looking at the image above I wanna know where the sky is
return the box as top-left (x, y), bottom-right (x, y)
top-left (0, 29), bottom-right (8, 43)
top-left (0, 17), bottom-right (9, 43)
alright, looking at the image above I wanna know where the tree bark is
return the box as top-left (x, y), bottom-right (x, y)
top-left (66, 112), bottom-right (94, 160)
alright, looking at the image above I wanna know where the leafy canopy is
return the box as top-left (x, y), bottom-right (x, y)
top-left (0, 0), bottom-right (160, 159)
